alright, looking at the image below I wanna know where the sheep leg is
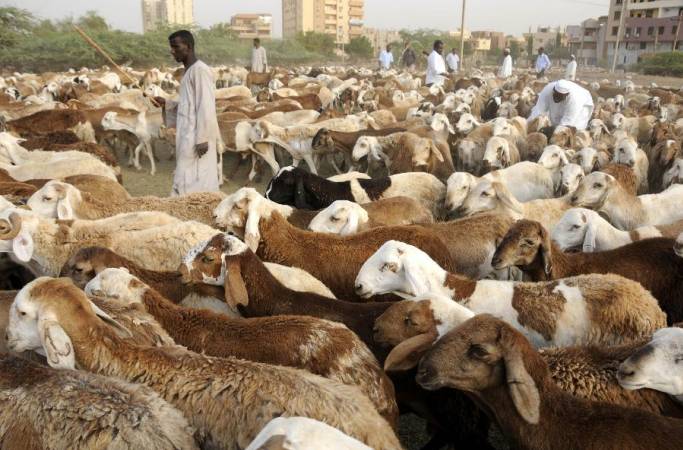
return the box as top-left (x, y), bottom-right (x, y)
top-left (144, 140), bottom-right (156, 175)
top-left (255, 146), bottom-right (280, 176)
top-left (248, 154), bottom-right (259, 182)
top-left (132, 143), bottom-right (144, 170)
top-left (302, 154), bottom-right (318, 175)
top-left (328, 154), bottom-right (343, 174)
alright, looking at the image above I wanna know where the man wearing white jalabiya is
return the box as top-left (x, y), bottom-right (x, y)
top-left (446, 48), bottom-right (460, 73)
top-left (156, 30), bottom-right (220, 196)
top-left (426, 40), bottom-right (448, 87)
top-left (378, 44), bottom-right (394, 70)
top-left (528, 79), bottom-right (594, 129)
top-left (251, 38), bottom-right (268, 73)
top-left (566, 54), bottom-right (577, 81)
top-left (498, 48), bottom-right (513, 78)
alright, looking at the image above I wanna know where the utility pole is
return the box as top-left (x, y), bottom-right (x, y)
top-left (459, 0), bottom-right (467, 69)
top-left (673, 13), bottom-right (682, 51)
top-left (611, 0), bottom-right (628, 73)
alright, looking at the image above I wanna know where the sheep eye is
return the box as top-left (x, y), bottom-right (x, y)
top-left (593, 183), bottom-right (603, 189)
top-left (330, 216), bottom-right (339, 222)
top-left (43, 197), bottom-right (52, 202)
top-left (571, 225), bottom-right (580, 230)
top-left (522, 239), bottom-right (535, 247)
top-left (404, 316), bottom-right (413, 325)
top-left (481, 191), bottom-right (491, 197)
top-left (468, 344), bottom-right (489, 359)
top-left (461, 186), bottom-right (467, 190)
top-left (19, 311), bottom-right (26, 317)
top-left (202, 255), bottom-right (214, 263)
top-left (74, 267), bottom-right (83, 273)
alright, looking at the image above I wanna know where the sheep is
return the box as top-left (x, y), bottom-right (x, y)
top-left (373, 299), bottom-right (683, 417)
top-left (454, 113), bottom-right (492, 139)
top-left (414, 315), bottom-right (683, 450)
top-left (355, 240), bottom-right (664, 348)
top-left (459, 180), bottom-right (570, 231)
top-left (482, 135), bottom-right (521, 172)
top-left (307, 198), bottom-right (433, 235)
top-left (618, 327), bottom-right (683, 400)
top-left (352, 132), bottom-right (453, 181)
top-left (0, 209), bottom-right (219, 276)
top-left (444, 162), bottom-right (555, 213)
top-left (663, 157), bottom-right (683, 189)
top-left (5, 277), bottom-right (401, 450)
top-left (27, 180), bottom-right (225, 224)
top-left (245, 417), bottom-right (373, 450)
top-left (524, 132), bottom-right (549, 161)
top-left (85, 267), bottom-right (398, 426)
top-left (648, 139), bottom-right (681, 192)
top-left (0, 354), bottom-right (199, 450)
top-left (264, 166), bottom-right (446, 217)
top-left (552, 208), bottom-right (683, 252)
top-left (453, 137), bottom-right (486, 174)
top-left (601, 162), bottom-right (640, 195)
top-left (0, 155), bottom-right (118, 182)
top-left (492, 219), bottom-right (683, 324)
top-left (558, 163), bottom-right (584, 196)
top-left (611, 112), bottom-right (657, 145)
top-left (613, 136), bottom-right (650, 194)
top-left (571, 171), bottom-right (683, 229)
top-left (573, 146), bottom-right (611, 174)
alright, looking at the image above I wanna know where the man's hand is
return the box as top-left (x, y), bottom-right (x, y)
top-left (195, 142), bottom-right (209, 157)
top-left (153, 96), bottom-right (166, 108)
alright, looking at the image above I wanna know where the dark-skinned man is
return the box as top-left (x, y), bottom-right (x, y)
top-left (528, 79), bottom-right (594, 130)
top-left (154, 30), bottom-right (220, 196)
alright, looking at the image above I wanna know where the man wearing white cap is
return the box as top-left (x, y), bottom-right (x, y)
top-left (528, 79), bottom-right (594, 129)
top-left (498, 48), bottom-right (513, 78)
top-left (566, 54), bottom-right (577, 81)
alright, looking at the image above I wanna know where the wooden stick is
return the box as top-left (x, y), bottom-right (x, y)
top-left (72, 24), bottom-right (161, 108)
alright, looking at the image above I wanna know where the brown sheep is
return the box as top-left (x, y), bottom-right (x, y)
top-left (601, 163), bottom-right (639, 196)
top-left (524, 132), bottom-right (549, 161)
top-left (20, 130), bottom-right (80, 149)
top-left (0, 171), bottom-right (129, 202)
top-left (492, 219), bottom-right (683, 323)
top-left (88, 266), bottom-right (399, 427)
top-left (415, 315), bottom-right (683, 450)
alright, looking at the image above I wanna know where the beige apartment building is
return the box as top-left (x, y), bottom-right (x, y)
top-left (282, 0), bottom-right (364, 44)
top-left (141, 0), bottom-right (194, 33)
top-left (230, 14), bottom-right (273, 39)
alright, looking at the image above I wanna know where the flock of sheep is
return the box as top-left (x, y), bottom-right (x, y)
top-left (1, 61), bottom-right (683, 450)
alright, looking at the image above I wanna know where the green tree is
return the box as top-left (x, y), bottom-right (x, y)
top-left (295, 31), bottom-right (335, 55)
top-left (509, 39), bottom-right (522, 59)
top-left (346, 36), bottom-right (373, 59)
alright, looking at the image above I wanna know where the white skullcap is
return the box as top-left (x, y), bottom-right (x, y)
top-left (554, 79), bottom-right (571, 95)
top-left (570, 54), bottom-right (576, 59)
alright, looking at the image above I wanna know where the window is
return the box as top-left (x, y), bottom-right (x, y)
top-left (625, 27), bottom-right (631, 37)
top-left (614, 11), bottom-right (621, 20)
top-left (612, 26), bottom-right (619, 36)
top-left (640, 41), bottom-right (647, 49)
top-left (635, 27), bottom-right (641, 36)
top-left (646, 10), bottom-right (653, 18)
top-left (659, 26), bottom-right (665, 35)
top-left (648, 26), bottom-right (654, 36)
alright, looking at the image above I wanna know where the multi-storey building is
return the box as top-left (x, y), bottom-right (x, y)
top-left (230, 14), bottom-right (273, 39)
top-left (282, 0), bottom-right (364, 45)
top-left (471, 31), bottom-right (506, 50)
top-left (362, 28), bottom-right (401, 53)
top-left (567, 17), bottom-right (607, 65)
top-left (606, 0), bottom-right (683, 65)
top-left (141, 0), bottom-right (193, 33)
top-left (523, 26), bottom-right (568, 52)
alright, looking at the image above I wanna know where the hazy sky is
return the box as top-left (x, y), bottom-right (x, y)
top-left (3, 0), bottom-right (611, 37)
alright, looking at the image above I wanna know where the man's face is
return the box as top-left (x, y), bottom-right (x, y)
top-left (553, 90), bottom-right (568, 103)
top-left (254, 41), bottom-right (260, 48)
top-left (436, 43), bottom-right (444, 54)
top-left (170, 37), bottom-right (190, 63)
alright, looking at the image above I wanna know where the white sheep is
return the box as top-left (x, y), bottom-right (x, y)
top-left (612, 136), bottom-right (649, 194)
top-left (245, 417), bottom-right (372, 450)
top-left (354, 240), bottom-right (665, 347)
top-left (574, 146), bottom-right (610, 174)
top-left (482, 136), bottom-right (520, 171)
top-left (558, 163), bottom-right (584, 196)
top-left (663, 157), bottom-right (683, 190)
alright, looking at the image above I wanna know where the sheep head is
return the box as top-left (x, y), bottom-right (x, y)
top-left (311, 128), bottom-right (334, 153)
top-left (618, 327), bottom-right (683, 396)
top-left (551, 208), bottom-right (600, 252)
top-left (575, 147), bottom-right (601, 174)
top-left (613, 137), bottom-right (639, 167)
top-left (60, 246), bottom-right (122, 288)
top-left (352, 136), bottom-right (382, 162)
top-left (85, 267), bottom-right (145, 307)
top-left (491, 118), bottom-right (513, 137)
top-left (589, 119), bottom-right (610, 141)
top-left (663, 158), bottom-right (683, 190)
top-left (537, 145), bottom-right (569, 171)
top-left (456, 139), bottom-right (481, 174)
top-left (6, 277), bottom-right (128, 369)
top-left (455, 113), bottom-right (480, 134)
top-left (491, 219), bottom-right (553, 276)
top-left (354, 240), bottom-right (445, 299)
top-left (415, 314), bottom-right (542, 425)
top-left (570, 171), bottom-right (616, 209)
top-left (445, 172), bottom-right (477, 213)
top-left (610, 113), bottom-right (626, 130)
top-left (308, 200), bottom-right (368, 235)
top-left (0, 210), bottom-right (34, 263)
top-left (483, 137), bottom-right (512, 170)
top-left (27, 181), bottom-right (82, 220)
top-left (459, 180), bottom-right (521, 218)
top-left (558, 163), bottom-right (584, 196)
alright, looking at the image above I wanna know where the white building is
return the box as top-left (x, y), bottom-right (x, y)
top-left (141, 0), bottom-right (194, 33)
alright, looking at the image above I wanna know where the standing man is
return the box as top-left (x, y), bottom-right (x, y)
top-left (401, 41), bottom-right (417, 71)
top-left (528, 79), bottom-right (594, 130)
top-left (378, 44), bottom-right (394, 70)
top-left (446, 48), bottom-right (460, 73)
top-left (535, 47), bottom-right (551, 78)
top-left (155, 30), bottom-right (220, 196)
top-left (566, 54), bottom-right (577, 81)
top-left (251, 38), bottom-right (268, 73)
top-left (426, 40), bottom-right (448, 87)
top-left (498, 48), bottom-right (513, 78)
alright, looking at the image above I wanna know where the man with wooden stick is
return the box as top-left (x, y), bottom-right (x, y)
top-left (154, 30), bottom-right (220, 196)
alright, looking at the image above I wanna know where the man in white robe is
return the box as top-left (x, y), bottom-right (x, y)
top-left (378, 45), bottom-right (394, 70)
top-left (566, 54), bottom-right (577, 81)
top-left (426, 40), bottom-right (448, 87)
top-left (528, 79), bottom-right (594, 130)
top-left (156, 30), bottom-right (220, 196)
top-left (251, 38), bottom-right (268, 73)
top-left (446, 48), bottom-right (460, 73)
top-left (498, 48), bottom-right (513, 78)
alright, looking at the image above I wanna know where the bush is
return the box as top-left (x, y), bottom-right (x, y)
top-left (347, 36), bottom-right (373, 59)
top-left (636, 51), bottom-right (683, 77)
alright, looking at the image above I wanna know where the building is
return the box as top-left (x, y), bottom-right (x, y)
top-left (471, 31), bottom-right (506, 50)
top-left (230, 14), bottom-right (272, 39)
top-left (524, 26), bottom-right (568, 52)
top-left (470, 38), bottom-right (492, 52)
top-left (449, 29), bottom-right (472, 40)
top-left (606, 0), bottom-right (683, 66)
top-left (362, 28), bottom-right (401, 53)
top-left (567, 18), bottom-right (604, 65)
top-left (282, 0), bottom-right (364, 45)
top-left (141, 0), bottom-right (193, 33)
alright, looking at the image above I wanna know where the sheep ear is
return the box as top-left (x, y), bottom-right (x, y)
top-left (223, 254), bottom-right (249, 309)
top-left (401, 256), bottom-right (430, 296)
top-left (538, 226), bottom-right (553, 276)
top-left (384, 331), bottom-right (437, 372)
top-left (87, 298), bottom-right (132, 338)
top-left (39, 318), bottom-right (75, 369)
top-left (244, 201), bottom-right (262, 253)
top-left (601, 123), bottom-right (611, 135)
top-left (56, 195), bottom-right (74, 220)
top-left (500, 326), bottom-right (540, 424)
top-left (12, 230), bottom-right (34, 263)
top-left (431, 142), bottom-right (444, 162)
top-left (340, 209), bottom-right (359, 236)
top-left (493, 183), bottom-right (521, 214)
top-left (583, 219), bottom-right (597, 252)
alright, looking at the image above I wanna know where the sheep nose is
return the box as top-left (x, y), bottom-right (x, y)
top-left (491, 256), bottom-right (502, 267)
top-left (570, 195), bottom-right (578, 204)
top-left (415, 363), bottom-right (436, 384)
top-left (617, 368), bottom-right (635, 379)
top-left (355, 283), bottom-right (364, 294)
